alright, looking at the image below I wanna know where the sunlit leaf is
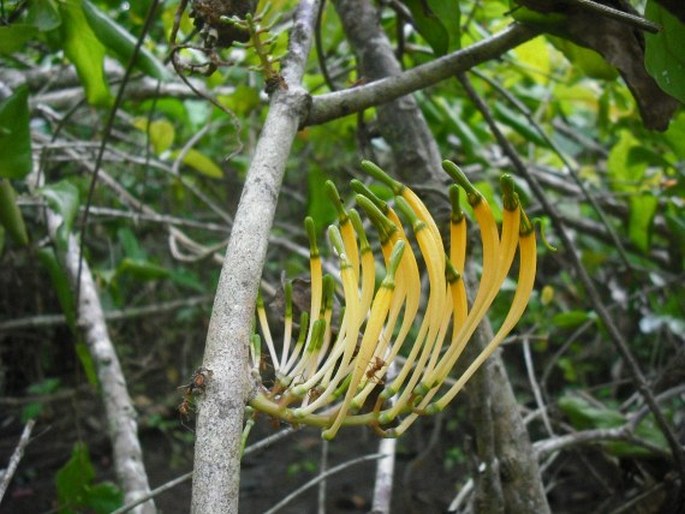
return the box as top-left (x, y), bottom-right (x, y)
top-left (56, 0), bottom-right (111, 106)
top-left (171, 148), bottom-right (223, 178)
top-left (133, 118), bottom-right (176, 154)
top-left (547, 36), bottom-right (618, 80)
top-left (403, 0), bottom-right (460, 56)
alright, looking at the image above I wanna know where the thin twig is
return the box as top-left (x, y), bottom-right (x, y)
top-left (522, 336), bottom-right (555, 437)
top-left (0, 420), bottom-right (35, 504)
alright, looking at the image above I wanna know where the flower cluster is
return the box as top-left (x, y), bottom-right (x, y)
top-left (249, 160), bottom-right (537, 439)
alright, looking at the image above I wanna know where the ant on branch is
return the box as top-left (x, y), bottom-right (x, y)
top-left (177, 367), bottom-right (214, 423)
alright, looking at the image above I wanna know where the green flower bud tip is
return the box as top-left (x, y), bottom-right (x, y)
top-left (394, 195), bottom-right (424, 233)
top-left (325, 180), bottom-right (349, 223)
top-left (520, 209), bottom-right (535, 237)
top-left (442, 160), bottom-right (480, 205)
top-left (327, 225), bottom-right (349, 264)
top-left (350, 179), bottom-right (389, 214)
top-left (360, 160), bottom-right (402, 194)
top-left (348, 209), bottom-right (371, 253)
top-left (379, 384), bottom-right (397, 402)
top-left (256, 290), bottom-right (265, 308)
top-left (305, 217), bottom-right (319, 257)
top-left (355, 195), bottom-right (396, 244)
top-left (284, 280), bottom-right (293, 318)
top-left (385, 240), bottom-right (406, 283)
top-left (322, 274), bottom-right (335, 310)
top-left (308, 319), bottom-right (327, 352)
top-left (449, 184), bottom-right (464, 223)
top-left (500, 174), bottom-right (519, 211)
top-left (297, 311), bottom-right (310, 341)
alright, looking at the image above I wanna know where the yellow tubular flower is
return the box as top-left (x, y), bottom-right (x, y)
top-left (249, 160), bottom-right (538, 440)
top-left (428, 209), bottom-right (537, 413)
top-left (323, 240), bottom-right (405, 440)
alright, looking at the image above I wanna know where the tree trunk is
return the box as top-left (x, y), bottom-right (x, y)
top-left (190, 2), bottom-right (319, 513)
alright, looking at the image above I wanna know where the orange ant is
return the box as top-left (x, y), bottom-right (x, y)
top-left (177, 367), bottom-right (213, 424)
top-left (366, 357), bottom-right (386, 384)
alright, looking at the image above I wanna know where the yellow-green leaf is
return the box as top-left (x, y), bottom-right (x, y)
top-left (172, 148), bottom-right (223, 178)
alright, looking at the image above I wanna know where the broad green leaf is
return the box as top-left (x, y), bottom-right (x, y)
top-left (82, 0), bottom-right (169, 81)
top-left (40, 180), bottom-right (80, 253)
top-left (27, 0), bottom-right (62, 31)
top-left (645, 0), bottom-right (685, 103)
top-left (403, 0), bottom-right (460, 56)
top-left (56, 442), bottom-right (96, 508)
top-left (547, 36), bottom-right (618, 80)
top-left (57, 0), bottom-right (111, 106)
top-left (83, 482), bottom-right (123, 513)
top-left (132, 118), bottom-right (176, 154)
top-left (218, 85), bottom-right (260, 116)
top-left (513, 36), bottom-right (552, 82)
top-left (171, 148), bottom-right (223, 178)
top-left (0, 25), bottom-right (39, 54)
top-left (663, 111), bottom-right (685, 159)
top-left (559, 395), bottom-right (626, 429)
top-left (0, 179), bottom-right (29, 245)
top-left (38, 247), bottom-right (77, 332)
top-left (118, 227), bottom-right (147, 260)
top-left (0, 85), bottom-right (32, 179)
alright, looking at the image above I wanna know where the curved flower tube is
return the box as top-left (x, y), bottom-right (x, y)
top-left (250, 160), bottom-right (538, 438)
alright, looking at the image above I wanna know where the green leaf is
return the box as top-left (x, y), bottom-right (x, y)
top-left (118, 257), bottom-right (170, 280)
top-left (38, 247), bottom-right (77, 332)
top-left (171, 148), bottom-right (223, 178)
top-left (0, 85), bottom-right (32, 179)
top-left (40, 180), bottom-right (80, 253)
top-left (118, 227), bottom-right (147, 260)
top-left (0, 179), bottom-right (29, 245)
top-left (56, 442), bottom-right (96, 509)
top-left (83, 482), bottom-right (123, 513)
top-left (0, 25), bottom-right (39, 54)
top-left (645, 0), bottom-right (685, 103)
top-left (56, 0), bottom-right (111, 106)
top-left (559, 395), bottom-right (626, 429)
top-left (27, 0), bottom-right (62, 31)
top-left (547, 36), bottom-right (618, 80)
top-left (493, 102), bottom-right (549, 148)
top-left (131, 118), bottom-right (176, 155)
top-left (552, 310), bottom-right (597, 329)
top-left (82, 0), bottom-right (169, 81)
top-left (75, 341), bottom-right (99, 387)
top-left (607, 130), bottom-right (658, 251)
top-left (403, 0), bottom-right (460, 56)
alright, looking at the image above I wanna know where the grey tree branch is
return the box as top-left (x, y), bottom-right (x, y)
top-left (305, 23), bottom-right (538, 127)
top-left (44, 211), bottom-right (155, 514)
top-left (189, 2), bottom-right (319, 513)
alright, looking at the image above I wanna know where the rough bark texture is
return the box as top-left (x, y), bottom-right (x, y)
top-left (189, 2), bottom-right (318, 513)
top-left (45, 213), bottom-right (155, 514)
top-left (332, 2), bottom-right (550, 512)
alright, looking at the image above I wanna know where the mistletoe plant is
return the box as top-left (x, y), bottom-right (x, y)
top-left (249, 160), bottom-right (537, 439)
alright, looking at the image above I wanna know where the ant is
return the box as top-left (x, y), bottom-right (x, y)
top-left (177, 367), bottom-right (213, 423)
top-left (365, 356), bottom-right (386, 384)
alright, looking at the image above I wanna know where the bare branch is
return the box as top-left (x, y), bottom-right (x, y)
top-left (305, 24), bottom-right (537, 126)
